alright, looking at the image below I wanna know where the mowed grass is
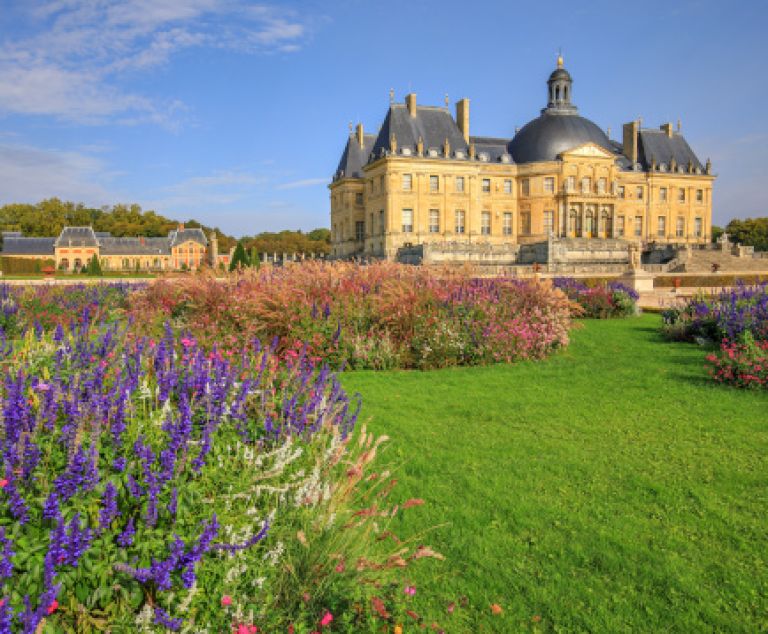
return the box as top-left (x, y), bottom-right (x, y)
top-left (341, 314), bottom-right (768, 633)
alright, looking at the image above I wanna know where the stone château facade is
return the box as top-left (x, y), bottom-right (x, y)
top-left (1, 225), bottom-right (228, 271)
top-left (329, 57), bottom-right (715, 263)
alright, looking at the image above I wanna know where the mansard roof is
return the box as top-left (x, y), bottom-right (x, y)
top-left (1, 237), bottom-right (55, 256)
top-left (168, 228), bottom-right (207, 248)
top-left (335, 133), bottom-right (377, 179)
top-left (370, 104), bottom-right (469, 160)
top-left (55, 226), bottom-right (99, 247)
top-left (636, 129), bottom-right (704, 172)
top-left (99, 237), bottom-right (171, 255)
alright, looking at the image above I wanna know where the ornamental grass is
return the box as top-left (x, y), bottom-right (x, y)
top-left (128, 262), bottom-right (573, 370)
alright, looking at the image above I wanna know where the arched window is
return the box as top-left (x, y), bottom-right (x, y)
top-left (601, 209), bottom-right (611, 236)
top-left (58, 258), bottom-right (69, 270)
top-left (555, 86), bottom-right (560, 101)
top-left (122, 258), bottom-right (129, 269)
top-left (569, 209), bottom-right (578, 236)
top-left (564, 86), bottom-right (568, 101)
top-left (585, 210), bottom-right (594, 237)
top-left (73, 258), bottom-right (82, 270)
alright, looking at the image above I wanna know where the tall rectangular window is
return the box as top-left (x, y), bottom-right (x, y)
top-left (544, 210), bottom-right (554, 234)
top-left (544, 177), bottom-right (555, 193)
top-left (676, 216), bottom-right (684, 237)
top-left (581, 177), bottom-right (592, 194)
top-left (657, 216), bottom-right (666, 237)
top-left (355, 221), bottom-right (365, 242)
top-left (617, 185), bottom-right (625, 199)
top-left (694, 217), bottom-right (703, 237)
top-left (355, 193), bottom-right (363, 206)
top-left (503, 179), bottom-right (513, 194)
top-left (401, 209), bottom-right (413, 233)
top-left (616, 216), bottom-right (625, 237)
top-left (455, 210), bottom-right (466, 234)
top-left (379, 210), bottom-right (385, 235)
top-left (521, 179), bottom-right (530, 196)
top-left (482, 178), bottom-right (491, 193)
top-left (455, 177), bottom-right (465, 192)
top-left (520, 211), bottom-right (531, 235)
top-left (678, 188), bottom-right (686, 202)
top-left (402, 174), bottom-right (412, 191)
top-left (567, 176), bottom-right (576, 192)
top-left (597, 177), bottom-right (606, 194)
top-left (636, 186), bottom-right (644, 200)
top-left (429, 175), bottom-right (439, 192)
top-left (429, 209), bottom-right (440, 233)
top-left (481, 211), bottom-right (491, 235)
top-left (696, 189), bottom-right (704, 203)
top-left (659, 187), bottom-right (668, 201)
top-left (380, 175), bottom-right (385, 192)
top-left (503, 212), bottom-right (512, 236)
top-left (634, 216), bottom-right (643, 237)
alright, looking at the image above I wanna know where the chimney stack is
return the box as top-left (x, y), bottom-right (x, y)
top-left (455, 98), bottom-right (470, 144)
top-left (405, 93), bottom-right (417, 117)
top-left (622, 120), bottom-right (639, 165)
top-left (178, 223), bottom-right (185, 232)
top-left (660, 122), bottom-right (674, 138)
top-left (356, 123), bottom-right (364, 148)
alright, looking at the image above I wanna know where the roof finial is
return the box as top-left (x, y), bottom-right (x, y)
top-left (389, 88), bottom-right (394, 104)
top-left (348, 121), bottom-right (353, 134)
top-left (444, 93), bottom-right (449, 108)
top-left (557, 47), bottom-right (563, 68)
top-left (677, 118), bottom-right (681, 132)
top-left (606, 126), bottom-right (611, 139)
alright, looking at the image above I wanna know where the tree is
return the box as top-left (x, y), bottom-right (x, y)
top-left (711, 225), bottom-right (724, 243)
top-left (725, 217), bottom-right (768, 251)
top-left (85, 254), bottom-right (103, 276)
top-left (229, 241), bottom-right (250, 271)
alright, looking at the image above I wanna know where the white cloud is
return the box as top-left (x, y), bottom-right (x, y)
top-left (0, 1), bottom-right (310, 126)
top-left (0, 141), bottom-right (116, 204)
top-left (276, 178), bottom-right (328, 190)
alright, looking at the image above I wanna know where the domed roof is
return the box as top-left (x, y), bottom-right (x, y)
top-left (548, 67), bottom-right (572, 82)
top-left (508, 112), bottom-right (613, 164)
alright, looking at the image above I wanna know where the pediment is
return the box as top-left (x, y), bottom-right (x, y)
top-left (559, 143), bottom-right (614, 159)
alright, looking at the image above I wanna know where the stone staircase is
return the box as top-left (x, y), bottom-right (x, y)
top-left (670, 249), bottom-right (768, 273)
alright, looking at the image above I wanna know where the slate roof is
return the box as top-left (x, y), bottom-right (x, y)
top-left (370, 104), bottom-right (470, 161)
top-left (470, 136), bottom-right (513, 163)
top-left (1, 237), bottom-right (55, 256)
top-left (636, 129), bottom-right (704, 172)
top-left (334, 133), bottom-right (377, 179)
top-left (100, 237), bottom-right (171, 256)
top-left (168, 228), bottom-right (207, 248)
top-left (509, 113), bottom-right (614, 164)
top-left (55, 226), bottom-right (99, 247)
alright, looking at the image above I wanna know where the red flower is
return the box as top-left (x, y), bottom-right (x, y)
top-left (320, 611), bottom-right (333, 627)
top-left (0, 479), bottom-right (7, 488)
top-left (47, 600), bottom-right (58, 615)
top-left (221, 595), bottom-right (233, 607)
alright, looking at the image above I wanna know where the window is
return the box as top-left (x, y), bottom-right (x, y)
top-left (355, 193), bottom-right (363, 206)
top-left (657, 216), bottom-right (666, 237)
top-left (429, 175), bottom-right (439, 192)
top-left (581, 177), bottom-right (591, 194)
top-left (456, 177), bottom-right (465, 192)
top-left (636, 186), bottom-right (644, 200)
top-left (429, 209), bottom-right (440, 233)
top-left (503, 212), bottom-right (513, 236)
top-left (694, 217), bottom-right (703, 237)
top-left (355, 221), bottom-right (365, 242)
top-left (481, 211), bottom-right (491, 235)
top-left (616, 216), bottom-right (625, 237)
top-left (520, 211), bottom-right (531, 235)
top-left (401, 209), bottom-right (413, 233)
top-left (617, 185), bottom-right (625, 199)
top-left (696, 189), bottom-right (704, 203)
top-left (521, 179), bottom-right (530, 196)
top-left (634, 216), bottom-right (643, 237)
top-left (659, 187), bottom-right (667, 202)
top-left (678, 188), bottom-right (686, 203)
top-left (379, 210), bottom-right (385, 235)
top-left (482, 178), bottom-right (491, 193)
top-left (544, 210), bottom-right (554, 234)
top-left (597, 177), bottom-right (607, 194)
top-left (676, 216), bottom-right (685, 237)
top-left (455, 210), bottom-right (466, 234)
top-left (379, 175), bottom-right (385, 192)
top-left (402, 174), bottom-right (412, 191)
top-left (503, 179), bottom-right (513, 194)
top-left (544, 177), bottom-right (555, 193)
top-left (567, 176), bottom-right (576, 192)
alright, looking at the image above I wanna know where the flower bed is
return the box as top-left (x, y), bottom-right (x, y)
top-left (128, 263), bottom-right (574, 370)
top-left (0, 310), bottom-right (440, 632)
top-left (552, 278), bottom-right (638, 319)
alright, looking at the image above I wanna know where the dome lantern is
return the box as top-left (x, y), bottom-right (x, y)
top-left (545, 54), bottom-right (577, 115)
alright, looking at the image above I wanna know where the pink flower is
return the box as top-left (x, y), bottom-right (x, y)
top-left (47, 600), bottom-right (58, 615)
top-left (404, 585), bottom-right (416, 596)
top-left (221, 595), bottom-right (233, 607)
top-left (0, 479), bottom-right (7, 488)
top-left (320, 611), bottom-right (333, 627)
top-left (180, 337), bottom-right (194, 348)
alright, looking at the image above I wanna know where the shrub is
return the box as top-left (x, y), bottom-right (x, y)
top-left (705, 333), bottom-right (768, 389)
top-left (128, 263), bottom-right (573, 370)
top-left (553, 277), bottom-right (638, 318)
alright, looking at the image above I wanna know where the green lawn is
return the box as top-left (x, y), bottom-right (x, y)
top-left (341, 314), bottom-right (768, 633)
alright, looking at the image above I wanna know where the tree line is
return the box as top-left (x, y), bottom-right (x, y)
top-left (0, 199), bottom-right (330, 255)
top-left (717, 217), bottom-right (768, 252)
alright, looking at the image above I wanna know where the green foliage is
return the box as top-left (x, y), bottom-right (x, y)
top-left (711, 225), bottom-right (724, 243)
top-left (84, 254), bottom-right (103, 276)
top-left (724, 216), bottom-right (768, 251)
top-left (243, 229), bottom-right (331, 255)
top-left (0, 257), bottom-right (54, 275)
top-left (229, 241), bottom-right (250, 271)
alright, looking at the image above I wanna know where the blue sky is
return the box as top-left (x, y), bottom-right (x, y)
top-left (0, 0), bottom-right (765, 237)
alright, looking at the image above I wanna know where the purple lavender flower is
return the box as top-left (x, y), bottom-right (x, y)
top-left (117, 517), bottom-right (136, 548)
top-left (99, 482), bottom-right (120, 531)
top-left (153, 606), bottom-right (182, 631)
